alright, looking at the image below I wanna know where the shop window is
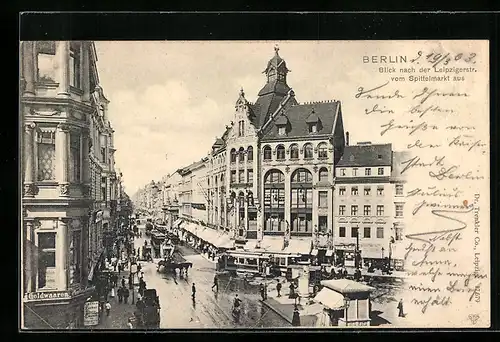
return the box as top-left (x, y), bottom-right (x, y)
top-left (37, 232), bottom-right (56, 289)
top-left (37, 131), bottom-right (56, 181)
top-left (264, 213), bottom-right (284, 231)
top-left (291, 213), bottom-right (312, 233)
top-left (264, 188), bottom-right (285, 209)
top-left (291, 188), bottom-right (312, 209)
top-left (318, 191), bottom-right (328, 208)
top-left (339, 227), bottom-right (346, 237)
top-left (364, 227), bottom-right (371, 238)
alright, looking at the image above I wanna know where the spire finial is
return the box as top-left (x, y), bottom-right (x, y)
top-left (274, 44), bottom-right (279, 55)
top-left (240, 87), bottom-right (245, 97)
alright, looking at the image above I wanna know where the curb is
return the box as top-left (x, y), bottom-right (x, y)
top-left (260, 299), bottom-right (293, 325)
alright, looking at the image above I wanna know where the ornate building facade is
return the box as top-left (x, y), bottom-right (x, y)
top-left (21, 41), bottom-right (119, 328)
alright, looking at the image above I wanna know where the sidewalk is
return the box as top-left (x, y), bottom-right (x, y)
top-left (260, 296), bottom-right (317, 327)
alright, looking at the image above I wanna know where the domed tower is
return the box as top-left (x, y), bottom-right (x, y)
top-left (252, 45), bottom-right (297, 129)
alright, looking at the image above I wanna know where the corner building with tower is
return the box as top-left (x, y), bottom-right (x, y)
top-left (166, 47), bottom-right (407, 274)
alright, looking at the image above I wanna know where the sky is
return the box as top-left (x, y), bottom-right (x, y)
top-left (93, 40), bottom-right (487, 196)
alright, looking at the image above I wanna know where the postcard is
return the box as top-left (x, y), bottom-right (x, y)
top-left (20, 40), bottom-right (490, 329)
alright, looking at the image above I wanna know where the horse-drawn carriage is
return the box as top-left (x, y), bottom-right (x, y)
top-left (157, 251), bottom-right (193, 275)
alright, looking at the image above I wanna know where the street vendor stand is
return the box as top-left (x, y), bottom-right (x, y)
top-left (316, 279), bottom-right (375, 326)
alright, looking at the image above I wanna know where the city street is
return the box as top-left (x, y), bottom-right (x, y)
top-left (134, 226), bottom-right (289, 328)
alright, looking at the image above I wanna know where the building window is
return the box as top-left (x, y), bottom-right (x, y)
top-left (339, 187), bottom-right (346, 196)
top-left (265, 169), bottom-right (285, 184)
top-left (290, 144), bottom-right (299, 159)
top-left (339, 205), bottom-right (346, 216)
top-left (364, 227), bottom-right (371, 238)
top-left (264, 188), bottom-right (285, 209)
top-left (394, 224), bottom-right (403, 240)
top-left (276, 145), bottom-right (286, 160)
top-left (318, 143), bottom-right (328, 159)
top-left (377, 227), bottom-right (384, 238)
top-left (247, 169), bottom-right (253, 184)
top-left (377, 186), bottom-right (384, 196)
top-left (319, 216), bottom-right (328, 233)
top-left (37, 131), bottom-right (56, 181)
top-left (365, 168), bottom-right (371, 176)
top-left (351, 227), bottom-right (359, 238)
top-left (238, 170), bottom-right (244, 183)
top-left (351, 187), bottom-right (359, 196)
top-left (263, 146), bottom-right (272, 161)
top-left (318, 191), bottom-right (328, 208)
top-left (100, 134), bottom-right (107, 163)
top-left (247, 146), bottom-right (253, 161)
top-left (69, 133), bottom-right (81, 183)
top-left (396, 184), bottom-right (404, 195)
top-left (264, 213), bottom-right (285, 232)
top-left (309, 124), bottom-right (317, 133)
top-left (351, 205), bottom-right (358, 216)
top-left (101, 177), bottom-right (107, 201)
top-left (69, 42), bottom-right (81, 88)
top-left (36, 41), bottom-right (56, 83)
top-left (315, 168), bottom-right (327, 183)
top-left (352, 168), bottom-right (358, 176)
top-left (378, 167), bottom-right (384, 175)
top-left (69, 229), bottom-right (81, 285)
top-left (238, 120), bottom-right (245, 137)
top-left (292, 169), bottom-right (313, 183)
top-left (291, 188), bottom-right (313, 209)
top-left (339, 227), bottom-right (346, 237)
top-left (377, 205), bottom-right (384, 216)
top-left (304, 143), bottom-right (314, 159)
top-left (395, 203), bottom-right (404, 217)
top-left (364, 187), bottom-right (371, 196)
top-left (278, 126), bottom-right (286, 136)
top-left (230, 148), bottom-right (237, 163)
top-left (364, 205), bottom-right (371, 216)
top-left (239, 147), bottom-right (245, 163)
top-left (37, 232), bottom-right (56, 289)
top-left (230, 171), bottom-right (236, 184)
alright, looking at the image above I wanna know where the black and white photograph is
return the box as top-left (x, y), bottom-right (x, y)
top-left (20, 39), bottom-right (490, 330)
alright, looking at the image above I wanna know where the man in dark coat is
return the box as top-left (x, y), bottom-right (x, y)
top-left (292, 305), bottom-right (301, 326)
top-left (276, 280), bottom-right (282, 297)
top-left (397, 299), bottom-right (405, 317)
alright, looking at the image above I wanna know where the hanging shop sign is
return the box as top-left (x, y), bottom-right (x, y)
top-left (191, 203), bottom-right (206, 210)
top-left (83, 301), bottom-right (100, 326)
top-left (24, 291), bottom-right (71, 301)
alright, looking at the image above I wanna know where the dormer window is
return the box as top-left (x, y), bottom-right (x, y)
top-left (306, 108), bottom-right (321, 134)
top-left (278, 126), bottom-right (286, 136)
top-left (308, 124), bottom-right (317, 133)
top-left (275, 114), bottom-right (288, 136)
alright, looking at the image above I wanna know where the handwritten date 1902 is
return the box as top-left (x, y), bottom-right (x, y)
top-left (410, 51), bottom-right (477, 68)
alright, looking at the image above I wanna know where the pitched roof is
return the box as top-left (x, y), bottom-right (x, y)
top-left (274, 114), bottom-right (289, 126)
top-left (250, 83), bottom-right (291, 128)
top-left (337, 143), bottom-right (392, 167)
top-left (260, 101), bottom-right (339, 140)
top-left (305, 109), bottom-right (320, 124)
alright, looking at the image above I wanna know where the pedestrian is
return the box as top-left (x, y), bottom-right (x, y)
top-left (118, 263), bottom-right (122, 275)
top-left (276, 280), bottom-right (282, 297)
top-left (127, 317), bottom-right (134, 329)
top-left (137, 263), bottom-right (142, 273)
top-left (121, 276), bottom-right (126, 288)
top-left (110, 286), bottom-right (116, 299)
top-left (260, 283), bottom-right (266, 301)
top-left (123, 287), bottom-right (130, 304)
top-left (105, 300), bottom-right (111, 316)
top-left (117, 287), bottom-right (123, 303)
top-left (397, 299), bottom-right (405, 317)
top-left (292, 305), bottom-right (301, 326)
top-left (212, 274), bottom-right (218, 292)
top-left (191, 283), bottom-right (196, 299)
top-left (288, 282), bottom-right (295, 299)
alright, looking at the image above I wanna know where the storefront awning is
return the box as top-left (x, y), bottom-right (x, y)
top-left (284, 239), bottom-right (312, 255)
top-left (314, 287), bottom-right (346, 310)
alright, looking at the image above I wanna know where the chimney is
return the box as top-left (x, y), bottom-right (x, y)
top-left (346, 132), bottom-right (350, 146)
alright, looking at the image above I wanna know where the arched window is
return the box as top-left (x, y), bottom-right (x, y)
top-left (319, 167), bottom-right (329, 182)
top-left (264, 169), bottom-right (285, 232)
top-left (303, 143), bottom-right (314, 159)
top-left (291, 168), bottom-right (313, 234)
top-left (239, 147), bottom-right (245, 162)
top-left (230, 148), bottom-right (237, 163)
top-left (290, 144), bottom-right (299, 159)
top-left (318, 142), bottom-right (328, 159)
top-left (263, 145), bottom-right (272, 161)
top-left (247, 146), bottom-right (253, 161)
top-left (276, 145), bottom-right (286, 160)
